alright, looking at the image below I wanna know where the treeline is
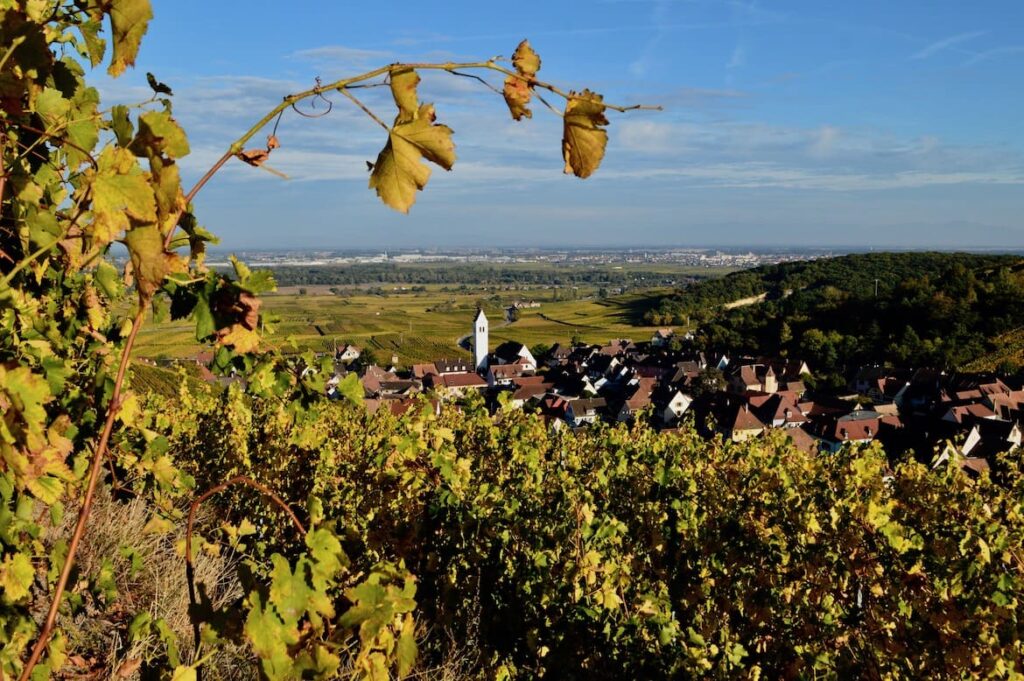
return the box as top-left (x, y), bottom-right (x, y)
top-left (243, 263), bottom-right (697, 288)
top-left (663, 253), bottom-right (1024, 383)
top-left (646, 252), bottom-right (1017, 325)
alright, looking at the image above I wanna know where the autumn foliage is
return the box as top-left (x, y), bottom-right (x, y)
top-left (3, 2), bottom-right (1023, 680)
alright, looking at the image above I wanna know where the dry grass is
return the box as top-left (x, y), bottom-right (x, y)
top-left (42, 487), bottom-right (256, 679)
top-left (40, 488), bottom-right (480, 680)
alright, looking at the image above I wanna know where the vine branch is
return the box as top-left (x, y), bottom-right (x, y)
top-left (18, 300), bottom-right (148, 681)
top-left (184, 475), bottom-right (306, 670)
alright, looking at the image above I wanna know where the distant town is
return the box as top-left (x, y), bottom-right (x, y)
top-left (205, 247), bottom-right (839, 269)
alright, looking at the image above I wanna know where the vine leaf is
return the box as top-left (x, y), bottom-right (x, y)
top-left (238, 148), bottom-right (270, 166)
top-left (123, 225), bottom-right (185, 297)
top-left (512, 39), bottom-right (541, 76)
top-left (88, 146), bottom-right (157, 246)
top-left (107, 0), bottom-right (154, 77)
top-left (390, 68), bottom-right (421, 123)
top-left (0, 553), bottom-right (35, 602)
top-left (130, 110), bottom-right (190, 159)
top-left (146, 72), bottom-right (173, 96)
top-left (562, 90), bottom-right (609, 179)
top-left (503, 40), bottom-right (541, 121)
top-left (369, 104), bottom-right (455, 213)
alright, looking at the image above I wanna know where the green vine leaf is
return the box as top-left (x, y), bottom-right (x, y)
top-left (130, 109), bottom-right (190, 160)
top-left (0, 552), bottom-right (34, 603)
top-left (123, 224), bottom-right (185, 297)
top-left (88, 146), bottom-right (157, 246)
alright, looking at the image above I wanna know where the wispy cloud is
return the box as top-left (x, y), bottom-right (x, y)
top-left (727, 44), bottom-right (746, 69)
top-left (629, 0), bottom-right (671, 77)
top-left (964, 45), bottom-right (1024, 66)
top-left (911, 30), bottom-right (986, 60)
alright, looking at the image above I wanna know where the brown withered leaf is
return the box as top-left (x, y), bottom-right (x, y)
top-left (266, 134), bottom-right (280, 150)
top-left (237, 148), bottom-right (270, 167)
top-left (211, 288), bottom-right (262, 331)
top-left (116, 658), bottom-right (142, 678)
top-left (502, 77), bottom-right (533, 121)
top-left (503, 40), bottom-right (541, 121)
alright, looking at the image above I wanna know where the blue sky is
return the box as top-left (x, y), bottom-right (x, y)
top-left (100, 0), bottom-right (1023, 249)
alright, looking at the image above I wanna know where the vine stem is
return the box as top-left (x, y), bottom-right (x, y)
top-left (184, 475), bottom-right (305, 677)
top-left (18, 300), bottom-right (148, 681)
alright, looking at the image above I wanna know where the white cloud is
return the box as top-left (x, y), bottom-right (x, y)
top-left (727, 44), bottom-right (746, 69)
top-left (964, 45), bottom-right (1024, 66)
top-left (910, 31), bottom-right (986, 60)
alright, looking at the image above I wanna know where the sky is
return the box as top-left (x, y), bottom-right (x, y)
top-left (97, 0), bottom-right (1024, 249)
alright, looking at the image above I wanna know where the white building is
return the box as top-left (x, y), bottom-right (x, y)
top-left (474, 308), bottom-right (488, 372)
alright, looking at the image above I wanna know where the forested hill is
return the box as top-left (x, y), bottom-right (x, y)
top-left (646, 252), bottom-right (1020, 324)
top-left (647, 252), bottom-right (1024, 384)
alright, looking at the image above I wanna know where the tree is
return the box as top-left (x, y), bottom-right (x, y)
top-left (692, 367), bottom-right (726, 398)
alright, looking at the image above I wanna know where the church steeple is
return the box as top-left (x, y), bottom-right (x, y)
top-left (473, 308), bottom-right (489, 372)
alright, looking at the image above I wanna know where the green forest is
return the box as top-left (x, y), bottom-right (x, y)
top-left (254, 263), bottom-right (699, 289)
top-left (646, 253), bottom-right (1024, 383)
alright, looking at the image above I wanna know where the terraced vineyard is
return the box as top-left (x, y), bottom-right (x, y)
top-left (134, 285), bottom-right (678, 367)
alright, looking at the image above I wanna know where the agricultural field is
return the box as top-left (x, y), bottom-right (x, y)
top-left (133, 284), bottom-right (682, 367)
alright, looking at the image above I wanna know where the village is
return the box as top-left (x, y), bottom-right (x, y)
top-left (301, 309), bottom-right (1023, 474)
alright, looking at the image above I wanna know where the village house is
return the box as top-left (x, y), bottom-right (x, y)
top-left (336, 343), bottom-right (362, 363)
top-left (491, 340), bottom-right (538, 372)
top-left (816, 409), bottom-right (903, 453)
top-left (651, 328), bottom-right (675, 347)
top-left (487, 362), bottom-right (534, 387)
top-left (567, 398), bottom-right (608, 428)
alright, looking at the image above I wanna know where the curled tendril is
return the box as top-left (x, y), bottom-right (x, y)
top-left (291, 76), bottom-right (334, 118)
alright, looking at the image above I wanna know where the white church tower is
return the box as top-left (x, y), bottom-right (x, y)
top-left (473, 308), bottom-right (489, 372)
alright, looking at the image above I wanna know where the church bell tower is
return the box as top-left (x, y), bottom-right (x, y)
top-left (473, 308), bottom-right (488, 372)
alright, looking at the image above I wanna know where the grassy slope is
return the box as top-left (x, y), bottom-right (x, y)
top-left (134, 286), bottom-right (680, 367)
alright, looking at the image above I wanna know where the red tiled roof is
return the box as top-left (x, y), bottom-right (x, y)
top-left (440, 372), bottom-right (487, 389)
top-left (732, 405), bottom-right (764, 432)
top-left (412, 363), bottom-right (438, 379)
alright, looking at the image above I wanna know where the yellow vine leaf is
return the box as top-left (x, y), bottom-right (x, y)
top-left (503, 40), bottom-right (541, 121)
top-left (369, 104), bottom-right (455, 213)
top-left (88, 146), bottom-right (157, 246)
top-left (107, 0), bottom-right (153, 77)
top-left (0, 553), bottom-right (34, 602)
top-left (390, 68), bottom-right (421, 123)
top-left (123, 225), bottom-right (185, 297)
top-left (218, 325), bottom-right (261, 354)
top-left (562, 89), bottom-right (609, 179)
top-left (512, 39), bottom-right (541, 77)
